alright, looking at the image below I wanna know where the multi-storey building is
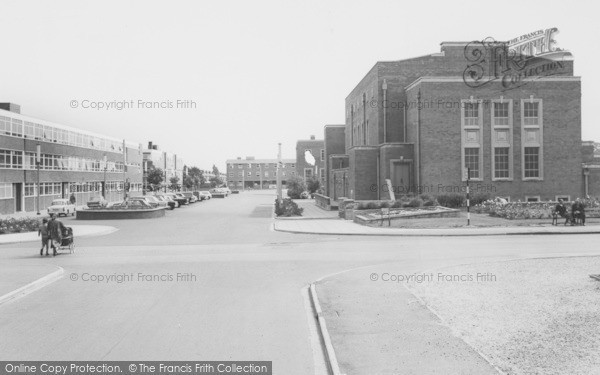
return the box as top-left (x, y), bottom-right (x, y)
top-left (324, 40), bottom-right (587, 203)
top-left (142, 142), bottom-right (184, 191)
top-left (295, 135), bottom-right (325, 184)
top-left (0, 103), bottom-right (143, 215)
top-left (226, 156), bottom-right (296, 189)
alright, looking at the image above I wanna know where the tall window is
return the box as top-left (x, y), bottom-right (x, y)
top-left (461, 99), bottom-right (482, 180)
top-left (492, 100), bottom-right (513, 180)
top-left (0, 183), bottom-right (13, 199)
top-left (521, 99), bottom-right (543, 180)
top-left (464, 148), bottom-right (480, 179)
top-left (524, 147), bottom-right (540, 178)
top-left (320, 149), bottom-right (325, 161)
top-left (494, 147), bottom-right (510, 178)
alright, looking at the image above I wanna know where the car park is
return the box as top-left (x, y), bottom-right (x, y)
top-left (48, 199), bottom-right (76, 217)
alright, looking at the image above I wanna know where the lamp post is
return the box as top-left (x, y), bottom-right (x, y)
top-left (103, 154), bottom-right (108, 200)
top-left (466, 166), bottom-right (471, 226)
top-left (36, 144), bottom-right (41, 215)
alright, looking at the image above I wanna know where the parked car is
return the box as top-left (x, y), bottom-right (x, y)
top-left (231, 190), bottom-right (240, 194)
top-left (155, 194), bottom-right (177, 209)
top-left (48, 199), bottom-right (76, 217)
top-left (167, 193), bottom-right (189, 206)
top-left (87, 195), bottom-right (108, 209)
top-left (129, 196), bottom-right (159, 208)
top-left (209, 188), bottom-right (227, 198)
top-left (112, 199), bottom-right (152, 209)
top-left (198, 191), bottom-right (212, 200)
top-left (181, 192), bottom-right (198, 203)
top-left (223, 187), bottom-right (231, 195)
top-left (144, 195), bottom-right (169, 209)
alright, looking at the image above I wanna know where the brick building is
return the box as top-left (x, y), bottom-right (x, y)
top-left (324, 40), bottom-right (588, 203)
top-left (295, 135), bottom-right (325, 184)
top-left (226, 156), bottom-right (295, 189)
top-left (0, 103), bottom-right (143, 215)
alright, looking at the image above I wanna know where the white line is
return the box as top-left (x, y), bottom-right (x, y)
top-left (0, 267), bottom-right (64, 306)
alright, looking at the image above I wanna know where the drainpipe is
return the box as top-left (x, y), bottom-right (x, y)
top-left (376, 154), bottom-right (380, 200)
top-left (584, 169), bottom-right (589, 197)
top-left (416, 90), bottom-right (422, 188)
top-left (382, 79), bottom-right (387, 144)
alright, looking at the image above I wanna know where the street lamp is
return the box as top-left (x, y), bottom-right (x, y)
top-left (36, 144), bottom-right (41, 215)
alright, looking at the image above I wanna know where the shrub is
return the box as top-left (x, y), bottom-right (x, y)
top-left (286, 176), bottom-right (306, 199)
top-left (406, 198), bottom-right (423, 208)
top-left (274, 198), bottom-right (304, 217)
top-left (390, 200), bottom-right (403, 208)
top-left (470, 192), bottom-right (491, 205)
top-left (0, 217), bottom-right (42, 235)
top-left (437, 193), bottom-right (465, 208)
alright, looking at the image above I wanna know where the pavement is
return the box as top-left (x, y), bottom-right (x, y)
top-left (273, 218), bottom-right (600, 236)
top-left (0, 225), bottom-right (118, 244)
top-left (1, 190), bottom-right (599, 374)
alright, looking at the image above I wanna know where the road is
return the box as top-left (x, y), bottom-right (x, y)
top-left (1, 190), bottom-right (599, 374)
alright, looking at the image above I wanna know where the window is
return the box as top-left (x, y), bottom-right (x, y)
top-left (524, 147), bottom-right (540, 178)
top-left (264, 171), bottom-right (269, 178)
top-left (0, 116), bottom-right (10, 135)
top-left (304, 168), bottom-right (313, 179)
top-left (523, 102), bottom-right (539, 125)
top-left (464, 148), bottom-right (480, 179)
top-left (555, 195), bottom-right (570, 202)
top-left (238, 165), bottom-right (242, 169)
top-left (494, 147), bottom-right (510, 178)
top-left (0, 183), bottom-right (13, 199)
top-left (320, 169), bottom-right (325, 181)
top-left (525, 196), bottom-right (540, 202)
top-left (0, 150), bottom-right (23, 169)
top-left (493, 102), bottom-right (509, 125)
top-left (228, 172), bottom-right (233, 177)
top-left (256, 172), bottom-right (260, 177)
top-left (463, 102), bottom-right (479, 126)
top-left (522, 99), bottom-right (543, 180)
top-left (320, 149), bottom-right (325, 161)
top-left (247, 171), bottom-right (251, 177)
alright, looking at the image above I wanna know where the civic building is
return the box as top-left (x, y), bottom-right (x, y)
top-left (226, 156), bottom-right (296, 189)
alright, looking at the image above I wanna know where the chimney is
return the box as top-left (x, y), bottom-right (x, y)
top-left (310, 135), bottom-right (315, 140)
top-left (148, 141), bottom-right (153, 149)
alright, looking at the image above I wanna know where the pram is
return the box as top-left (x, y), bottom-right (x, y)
top-left (55, 226), bottom-right (75, 254)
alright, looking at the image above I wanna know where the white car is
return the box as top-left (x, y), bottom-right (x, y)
top-left (48, 199), bottom-right (76, 217)
top-left (199, 191), bottom-right (212, 200)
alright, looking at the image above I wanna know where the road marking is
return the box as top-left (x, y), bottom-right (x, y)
top-left (0, 266), bottom-right (64, 306)
top-left (301, 286), bottom-right (329, 375)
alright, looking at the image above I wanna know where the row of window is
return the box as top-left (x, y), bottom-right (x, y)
top-left (462, 99), bottom-right (543, 181)
top-left (0, 149), bottom-right (125, 172)
top-left (21, 181), bottom-right (143, 197)
top-left (0, 115), bottom-right (126, 154)
top-left (228, 163), bottom-right (296, 169)
top-left (228, 171), bottom-right (296, 178)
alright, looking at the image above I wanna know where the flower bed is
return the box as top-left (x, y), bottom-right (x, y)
top-left (474, 199), bottom-right (600, 220)
top-left (354, 206), bottom-right (459, 227)
top-left (0, 217), bottom-right (41, 235)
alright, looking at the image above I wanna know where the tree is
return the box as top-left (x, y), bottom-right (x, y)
top-left (209, 164), bottom-right (224, 188)
top-left (169, 176), bottom-right (180, 191)
top-left (286, 176), bottom-right (306, 199)
top-left (306, 176), bottom-right (320, 194)
top-left (187, 166), bottom-right (205, 189)
top-left (147, 168), bottom-right (164, 192)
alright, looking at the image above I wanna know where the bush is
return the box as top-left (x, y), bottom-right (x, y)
top-left (0, 217), bottom-right (42, 235)
top-left (274, 198), bottom-right (304, 217)
top-left (437, 193), bottom-right (465, 208)
top-left (286, 176), bottom-right (306, 199)
top-left (470, 192), bottom-right (491, 205)
top-left (406, 198), bottom-right (423, 208)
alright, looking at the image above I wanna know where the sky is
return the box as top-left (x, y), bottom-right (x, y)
top-left (1, 0), bottom-right (598, 171)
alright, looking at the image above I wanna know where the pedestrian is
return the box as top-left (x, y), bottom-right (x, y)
top-left (69, 193), bottom-right (76, 205)
top-left (38, 218), bottom-right (50, 256)
top-left (47, 214), bottom-right (65, 256)
top-left (572, 198), bottom-right (586, 226)
top-left (554, 199), bottom-right (570, 225)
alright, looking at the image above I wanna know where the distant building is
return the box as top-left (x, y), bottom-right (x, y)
top-left (0, 103), bottom-right (143, 215)
top-left (296, 135), bottom-right (325, 184)
top-left (226, 156), bottom-right (296, 189)
top-left (143, 141), bottom-right (184, 191)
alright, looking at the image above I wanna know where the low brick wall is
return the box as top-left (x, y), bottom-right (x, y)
top-left (354, 207), bottom-right (459, 227)
top-left (314, 193), bottom-right (333, 210)
top-left (76, 207), bottom-right (166, 220)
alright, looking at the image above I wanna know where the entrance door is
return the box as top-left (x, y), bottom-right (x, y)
top-left (391, 161), bottom-right (412, 196)
top-left (14, 183), bottom-right (22, 212)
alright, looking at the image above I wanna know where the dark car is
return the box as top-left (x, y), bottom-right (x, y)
top-left (167, 193), bottom-right (189, 206)
top-left (181, 192), bottom-right (198, 203)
